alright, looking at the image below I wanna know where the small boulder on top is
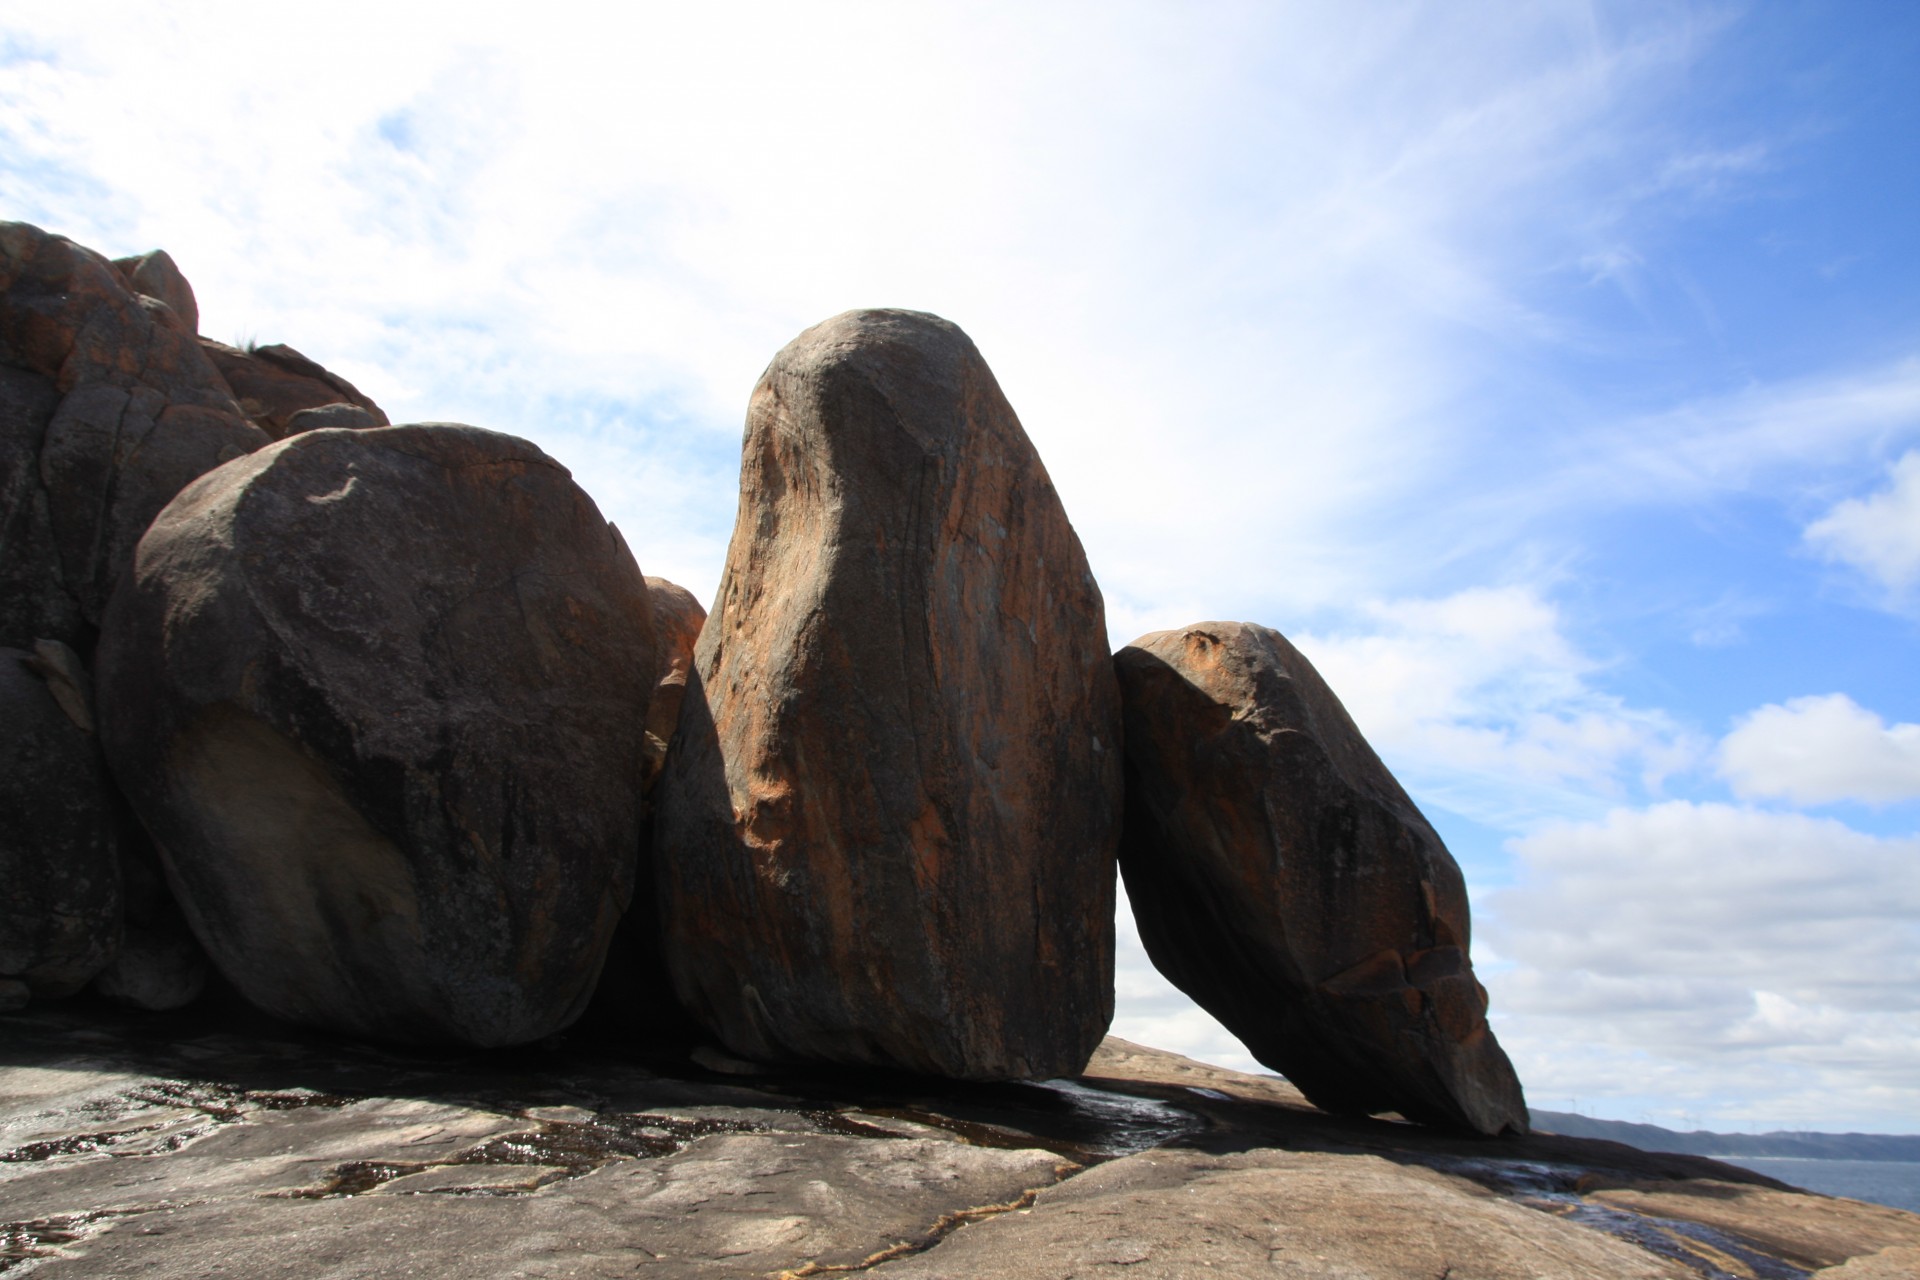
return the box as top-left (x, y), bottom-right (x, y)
top-left (199, 339), bottom-right (389, 439)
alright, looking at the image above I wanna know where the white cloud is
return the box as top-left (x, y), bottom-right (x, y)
top-left (1292, 586), bottom-right (1701, 829)
top-left (1486, 801), bottom-right (1920, 1130)
top-left (1719, 693), bottom-right (1920, 806)
top-left (1110, 884), bottom-right (1261, 1077)
top-left (1806, 451), bottom-right (1920, 601)
top-left (0, 1), bottom-right (1788, 620)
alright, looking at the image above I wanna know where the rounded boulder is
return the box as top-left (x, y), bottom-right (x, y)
top-left (96, 423), bottom-right (656, 1046)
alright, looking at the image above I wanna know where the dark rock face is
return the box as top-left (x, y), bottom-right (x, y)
top-left (1, 221), bottom-right (269, 648)
top-left (95, 424), bottom-right (657, 1047)
top-left (1114, 622), bottom-right (1528, 1136)
top-left (655, 309), bottom-right (1120, 1081)
top-left (198, 339), bottom-right (388, 439)
top-left (0, 645), bottom-right (121, 997)
top-left (90, 840), bottom-right (208, 1012)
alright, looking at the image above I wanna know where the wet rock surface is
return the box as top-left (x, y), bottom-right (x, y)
top-left (1115, 621), bottom-right (1527, 1135)
top-left (656, 308), bottom-right (1121, 1082)
top-left (3, 1006), bottom-right (1913, 1279)
top-left (95, 423), bottom-right (657, 1048)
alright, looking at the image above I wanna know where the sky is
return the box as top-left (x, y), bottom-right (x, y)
top-left (5, 1), bottom-right (1917, 1133)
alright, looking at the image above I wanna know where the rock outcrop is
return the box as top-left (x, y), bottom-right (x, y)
top-left (655, 309), bottom-right (1121, 1080)
top-left (1114, 622), bottom-right (1528, 1136)
top-left (1, 221), bottom-right (269, 649)
top-left (95, 423), bottom-right (657, 1047)
top-left (0, 644), bottom-right (121, 999)
top-left (198, 340), bottom-right (388, 440)
top-left (6, 1008), bottom-right (1912, 1279)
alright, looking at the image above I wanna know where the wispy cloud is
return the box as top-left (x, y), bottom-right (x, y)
top-left (1293, 586), bottom-right (1703, 830)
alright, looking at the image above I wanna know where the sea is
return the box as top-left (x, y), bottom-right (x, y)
top-left (1717, 1157), bottom-right (1920, 1214)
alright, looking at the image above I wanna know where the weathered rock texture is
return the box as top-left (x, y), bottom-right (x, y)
top-left (639, 576), bottom-right (706, 795)
top-left (198, 340), bottom-right (388, 440)
top-left (1, 222), bottom-right (269, 650)
top-left (656, 309), bottom-right (1121, 1080)
top-left (0, 646), bottom-right (121, 997)
top-left (95, 423), bottom-right (657, 1047)
top-left (1114, 622), bottom-right (1528, 1135)
top-left (4, 1012), bottom-right (1911, 1279)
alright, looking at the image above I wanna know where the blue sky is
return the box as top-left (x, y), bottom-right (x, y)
top-left (6, 1), bottom-right (1917, 1132)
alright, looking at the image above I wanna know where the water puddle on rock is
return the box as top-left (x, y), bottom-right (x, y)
top-left (759, 1072), bottom-right (1205, 1166)
top-left (278, 1111), bottom-right (767, 1199)
top-left (0, 1207), bottom-right (170, 1276)
top-left (1433, 1157), bottom-right (1811, 1280)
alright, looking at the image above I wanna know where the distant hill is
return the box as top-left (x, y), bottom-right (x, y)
top-left (1532, 1110), bottom-right (1920, 1162)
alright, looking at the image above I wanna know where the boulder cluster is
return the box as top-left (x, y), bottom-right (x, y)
top-left (0, 223), bottom-right (1526, 1135)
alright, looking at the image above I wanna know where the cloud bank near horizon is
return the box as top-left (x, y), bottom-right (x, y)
top-left (6, 1), bottom-right (1917, 1132)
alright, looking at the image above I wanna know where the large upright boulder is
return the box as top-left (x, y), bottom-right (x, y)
top-left (1, 221), bottom-right (269, 650)
top-left (96, 424), bottom-right (657, 1047)
top-left (1115, 623), bottom-right (1528, 1135)
top-left (0, 644), bottom-right (122, 1000)
top-left (655, 309), bottom-right (1120, 1081)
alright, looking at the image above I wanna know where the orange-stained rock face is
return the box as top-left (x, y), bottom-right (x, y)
top-left (1114, 622), bottom-right (1529, 1136)
top-left (95, 424), bottom-right (657, 1048)
top-left (654, 308), bottom-right (1121, 1081)
top-left (198, 339), bottom-right (389, 439)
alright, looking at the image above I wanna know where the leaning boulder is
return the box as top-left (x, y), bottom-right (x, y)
top-left (0, 644), bottom-right (122, 998)
top-left (1114, 622), bottom-right (1528, 1135)
top-left (1, 221), bottom-right (269, 649)
top-left (199, 339), bottom-right (388, 439)
top-left (655, 309), bottom-right (1121, 1080)
top-left (96, 424), bottom-right (657, 1047)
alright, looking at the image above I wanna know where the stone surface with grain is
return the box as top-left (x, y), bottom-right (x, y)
top-left (0, 645), bottom-right (122, 1002)
top-left (94, 423), bottom-right (656, 1047)
top-left (1113, 621), bottom-right (1528, 1136)
top-left (654, 308), bottom-right (1121, 1081)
